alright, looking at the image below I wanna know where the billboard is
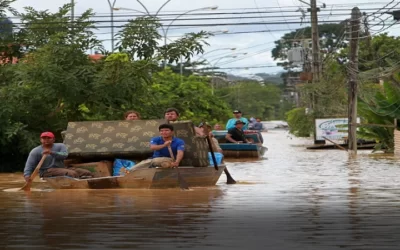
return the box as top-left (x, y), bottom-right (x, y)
top-left (315, 118), bottom-right (360, 141)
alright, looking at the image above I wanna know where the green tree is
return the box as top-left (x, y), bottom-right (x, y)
top-left (116, 17), bottom-right (212, 65)
top-left (285, 107), bottom-right (314, 137)
top-left (216, 81), bottom-right (284, 120)
top-left (357, 80), bottom-right (400, 152)
top-left (0, 2), bottom-right (237, 173)
top-left (144, 69), bottom-right (231, 124)
top-left (18, 4), bottom-right (102, 52)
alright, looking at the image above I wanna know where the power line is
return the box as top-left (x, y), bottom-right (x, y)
top-left (6, 6), bottom-right (400, 20)
top-left (8, 20), bottom-right (391, 31)
top-left (7, 11), bottom-right (385, 24)
top-left (199, 65), bottom-right (282, 70)
top-left (89, 2), bottom-right (394, 15)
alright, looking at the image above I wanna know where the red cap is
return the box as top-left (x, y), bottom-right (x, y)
top-left (40, 132), bottom-right (55, 138)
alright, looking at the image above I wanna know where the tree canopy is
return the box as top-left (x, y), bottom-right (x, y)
top-left (0, 1), bottom-right (285, 172)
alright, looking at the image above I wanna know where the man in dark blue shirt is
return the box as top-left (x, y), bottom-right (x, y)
top-left (150, 124), bottom-right (185, 167)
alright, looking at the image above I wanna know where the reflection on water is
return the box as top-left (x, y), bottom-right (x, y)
top-left (1, 131), bottom-right (400, 249)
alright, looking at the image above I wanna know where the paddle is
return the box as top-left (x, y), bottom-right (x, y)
top-left (202, 122), bottom-right (236, 184)
top-left (167, 145), bottom-right (189, 190)
top-left (20, 154), bottom-right (47, 191)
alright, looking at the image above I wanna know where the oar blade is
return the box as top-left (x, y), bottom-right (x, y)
top-left (225, 169), bottom-right (237, 184)
top-left (19, 181), bottom-right (31, 191)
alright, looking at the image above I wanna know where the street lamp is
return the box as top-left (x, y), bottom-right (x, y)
top-left (136, 0), bottom-right (172, 17)
top-left (190, 47), bottom-right (236, 70)
top-left (202, 55), bottom-right (238, 95)
top-left (163, 5), bottom-right (218, 42)
top-left (111, 0), bottom-right (172, 51)
top-left (107, 0), bottom-right (117, 51)
top-left (112, 7), bottom-right (148, 15)
top-left (162, 5), bottom-right (219, 69)
top-left (201, 47), bottom-right (236, 57)
top-left (208, 53), bottom-right (247, 66)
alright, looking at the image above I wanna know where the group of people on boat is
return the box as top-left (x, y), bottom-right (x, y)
top-left (22, 108), bottom-right (263, 182)
top-left (22, 108), bottom-right (219, 182)
top-left (222, 110), bottom-right (264, 144)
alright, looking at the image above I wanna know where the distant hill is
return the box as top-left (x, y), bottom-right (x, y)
top-left (225, 72), bottom-right (285, 84)
top-left (255, 73), bottom-right (284, 84)
top-left (226, 74), bottom-right (252, 81)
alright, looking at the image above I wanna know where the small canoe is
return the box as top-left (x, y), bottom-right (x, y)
top-left (43, 165), bottom-right (226, 189)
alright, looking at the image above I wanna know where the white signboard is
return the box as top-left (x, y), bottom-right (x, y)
top-left (315, 118), bottom-right (360, 141)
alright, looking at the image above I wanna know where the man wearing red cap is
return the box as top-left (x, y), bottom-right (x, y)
top-left (23, 132), bottom-right (93, 181)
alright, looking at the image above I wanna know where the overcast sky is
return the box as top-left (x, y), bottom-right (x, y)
top-left (8, 0), bottom-right (400, 77)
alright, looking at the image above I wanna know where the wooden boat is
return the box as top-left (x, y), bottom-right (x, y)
top-left (43, 165), bottom-right (226, 190)
top-left (43, 119), bottom-right (228, 189)
top-left (212, 130), bottom-right (267, 158)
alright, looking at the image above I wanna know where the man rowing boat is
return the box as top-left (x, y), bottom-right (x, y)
top-left (23, 132), bottom-right (93, 181)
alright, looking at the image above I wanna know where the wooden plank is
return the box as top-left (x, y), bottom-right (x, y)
top-left (322, 137), bottom-right (348, 151)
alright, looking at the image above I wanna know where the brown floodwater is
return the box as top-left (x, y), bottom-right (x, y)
top-left (1, 130), bottom-right (400, 250)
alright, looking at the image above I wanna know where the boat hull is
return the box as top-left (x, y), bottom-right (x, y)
top-left (219, 143), bottom-right (267, 158)
top-left (43, 165), bottom-right (226, 190)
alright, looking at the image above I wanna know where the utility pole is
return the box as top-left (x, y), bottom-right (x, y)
top-left (310, 0), bottom-right (321, 84)
top-left (71, 0), bottom-right (74, 21)
top-left (348, 7), bottom-right (362, 154)
top-left (107, 0), bottom-right (117, 51)
top-left (71, 0), bottom-right (74, 34)
top-left (308, 0), bottom-right (322, 144)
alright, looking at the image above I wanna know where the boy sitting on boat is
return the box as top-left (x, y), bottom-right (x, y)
top-left (23, 132), bottom-right (93, 181)
top-left (128, 124), bottom-right (185, 171)
top-left (150, 124), bottom-right (185, 168)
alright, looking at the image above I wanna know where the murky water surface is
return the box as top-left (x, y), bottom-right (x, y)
top-left (1, 130), bottom-right (400, 249)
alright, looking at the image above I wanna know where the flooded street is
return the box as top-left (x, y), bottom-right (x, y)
top-left (1, 130), bottom-right (400, 249)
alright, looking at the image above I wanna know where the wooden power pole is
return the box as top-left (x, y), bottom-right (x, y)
top-left (71, 0), bottom-right (75, 35)
top-left (348, 7), bottom-right (362, 154)
top-left (310, 0), bottom-right (321, 83)
top-left (71, 0), bottom-right (74, 23)
top-left (309, 0), bottom-right (323, 144)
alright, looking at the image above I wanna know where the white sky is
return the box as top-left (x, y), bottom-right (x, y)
top-left (8, 0), bottom-right (400, 77)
